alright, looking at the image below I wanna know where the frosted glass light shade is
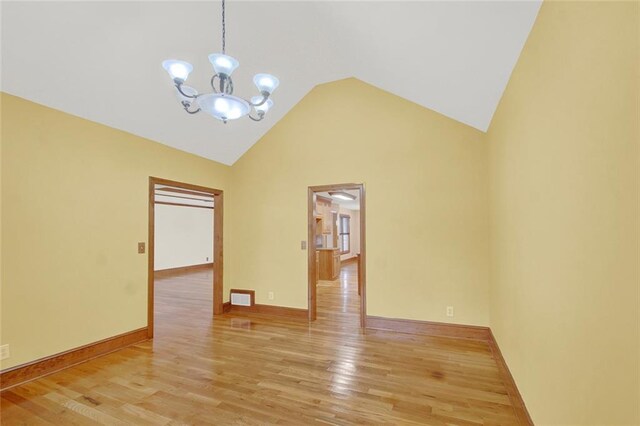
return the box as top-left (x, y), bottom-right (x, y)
top-left (197, 93), bottom-right (250, 121)
top-left (251, 96), bottom-right (273, 114)
top-left (162, 60), bottom-right (193, 82)
top-left (253, 73), bottom-right (279, 94)
top-left (208, 53), bottom-right (239, 76)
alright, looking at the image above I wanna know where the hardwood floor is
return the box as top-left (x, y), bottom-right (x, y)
top-left (316, 261), bottom-right (361, 332)
top-left (1, 264), bottom-right (522, 425)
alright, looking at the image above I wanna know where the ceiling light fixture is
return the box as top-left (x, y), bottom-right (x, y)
top-left (161, 0), bottom-right (279, 123)
top-left (329, 192), bottom-right (356, 201)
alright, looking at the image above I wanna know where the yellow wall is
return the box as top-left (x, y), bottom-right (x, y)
top-left (487, 2), bottom-right (639, 424)
top-left (0, 93), bottom-right (231, 369)
top-left (229, 78), bottom-right (490, 325)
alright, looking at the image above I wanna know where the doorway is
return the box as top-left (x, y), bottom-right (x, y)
top-left (308, 183), bottom-right (366, 327)
top-left (147, 177), bottom-right (224, 339)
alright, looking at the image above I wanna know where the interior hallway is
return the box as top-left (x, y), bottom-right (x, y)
top-left (1, 266), bottom-right (523, 425)
top-left (316, 260), bottom-right (361, 331)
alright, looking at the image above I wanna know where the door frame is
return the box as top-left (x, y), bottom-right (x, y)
top-left (307, 183), bottom-right (366, 328)
top-left (147, 176), bottom-right (224, 339)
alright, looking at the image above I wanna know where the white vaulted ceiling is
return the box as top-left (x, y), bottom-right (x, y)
top-left (1, 1), bottom-right (541, 165)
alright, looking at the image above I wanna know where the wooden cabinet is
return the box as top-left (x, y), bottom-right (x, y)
top-left (314, 216), bottom-right (324, 248)
top-left (318, 248), bottom-right (340, 280)
top-left (316, 196), bottom-right (333, 234)
top-left (324, 217), bottom-right (332, 234)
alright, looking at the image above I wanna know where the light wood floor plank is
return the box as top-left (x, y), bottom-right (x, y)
top-left (1, 263), bottom-right (521, 424)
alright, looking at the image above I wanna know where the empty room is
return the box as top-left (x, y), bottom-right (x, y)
top-left (1, 1), bottom-right (638, 425)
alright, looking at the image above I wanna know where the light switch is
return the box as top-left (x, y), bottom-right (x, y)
top-left (301, 241), bottom-right (307, 250)
top-left (138, 242), bottom-right (145, 254)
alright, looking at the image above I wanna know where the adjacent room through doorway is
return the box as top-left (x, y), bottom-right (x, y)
top-left (308, 184), bottom-right (366, 328)
top-left (147, 177), bottom-right (224, 338)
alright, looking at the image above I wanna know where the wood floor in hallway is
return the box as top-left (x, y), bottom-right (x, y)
top-left (316, 261), bottom-right (361, 331)
top-left (1, 262), bottom-right (522, 425)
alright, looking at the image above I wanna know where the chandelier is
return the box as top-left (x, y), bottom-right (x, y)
top-left (161, 0), bottom-right (279, 123)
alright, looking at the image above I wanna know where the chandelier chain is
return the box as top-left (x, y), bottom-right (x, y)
top-left (221, 0), bottom-right (226, 54)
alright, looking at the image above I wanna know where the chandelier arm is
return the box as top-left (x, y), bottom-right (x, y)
top-left (217, 75), bottom-right (234, 95)
top-left (175, 83), bottom-right (198, 99)
top-left (181, 101), bottom-right (201, 114)
top-left (210, 75), bottom-right (220, 93)
top-left (248, 111), bottom-right (265, 122)
top-left (184, 106), bottom-right (201, 115)
top-left (224, 76), bottom-right (234, 95)
top-left (249, 93), bottom-right (269, 107)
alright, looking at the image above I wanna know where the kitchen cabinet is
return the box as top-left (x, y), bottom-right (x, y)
top-left (314, 216), bottom-right (324, 247)
top-left (318, 248), bottom-right (340, 280)
top-left (316, 196), bottom-right (333, 234)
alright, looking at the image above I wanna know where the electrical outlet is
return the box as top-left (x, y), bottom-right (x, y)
top-left (0, 344), bottom-right (10, 360)
top-left (268, 291), bottom-right (274, 300)
top-left (446, 306), bottom-right (454, 317)
top-left (301, 241), bottom-right (307, 250)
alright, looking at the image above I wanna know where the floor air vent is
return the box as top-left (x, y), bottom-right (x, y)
top-left (230, 289), bottom-right (255, 307)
